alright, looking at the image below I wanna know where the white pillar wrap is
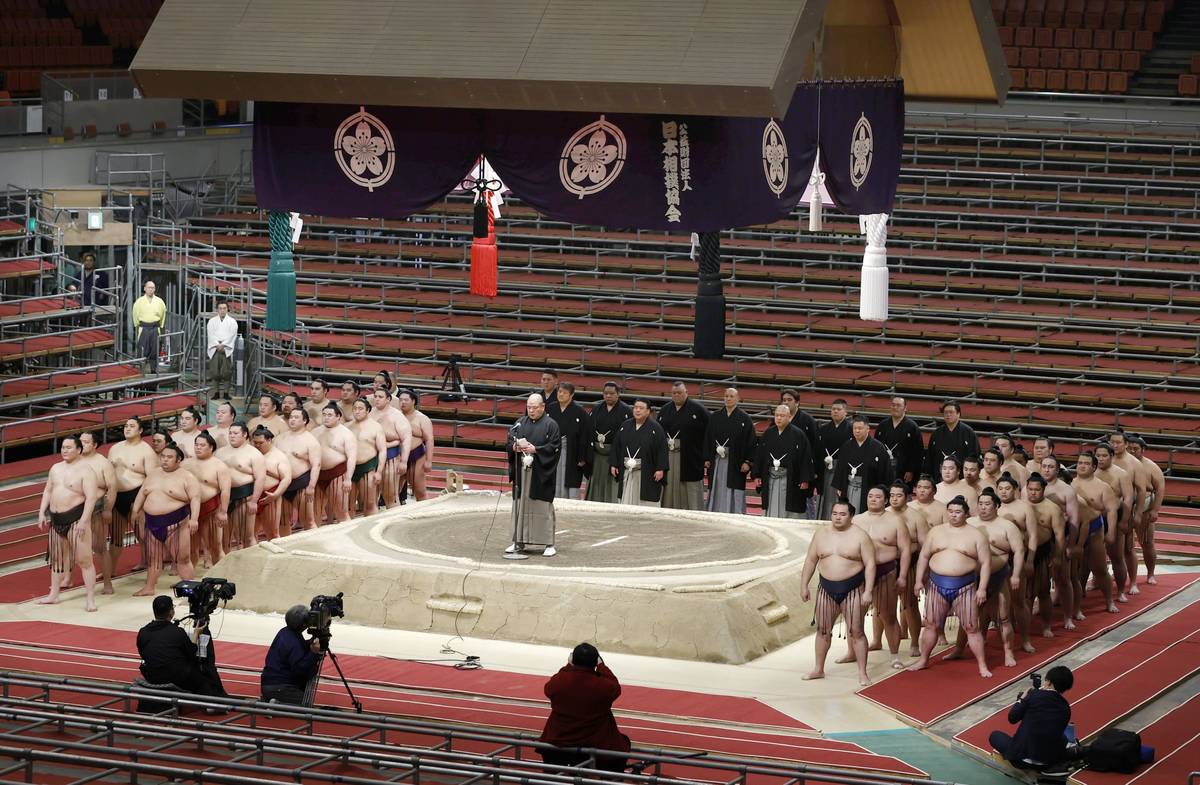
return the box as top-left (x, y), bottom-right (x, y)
top-left (859, 213), bottom-right (889, 322)
top-left (807, 162), bottom-right (826, 232)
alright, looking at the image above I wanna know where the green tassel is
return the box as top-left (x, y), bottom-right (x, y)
top-left (265, 210), bottom-right (296, 331)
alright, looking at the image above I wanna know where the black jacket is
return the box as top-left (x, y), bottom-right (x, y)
top-left (137, 619), bottom-right (197, 685)
top-left (1005, 689), bottom-right (1071, 765)
top-left (262, 627), bottom-right (322, 690)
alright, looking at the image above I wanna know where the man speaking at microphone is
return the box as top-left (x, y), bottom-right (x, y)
top-left (506, 394), bottom-right (562, 557)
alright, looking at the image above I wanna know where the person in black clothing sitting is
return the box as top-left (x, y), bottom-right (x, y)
top-left (990, 665), bottom-right (1074, 770)
top-left (136, 595), bottom-right (225, 698)
top-left (261, 605), bottom-right (323, 706)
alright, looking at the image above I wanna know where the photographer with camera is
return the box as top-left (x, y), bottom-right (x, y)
top-left (261, 604), bottom-right (324, 706)
top-left (538, 643), bottom-right (631, 773)
top-left (136, 595), bottom-right (226, 699)
top-left (989, 666), bottom-right (1074, 772)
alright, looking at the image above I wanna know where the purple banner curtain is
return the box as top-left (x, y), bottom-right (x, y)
top-left (482, 86), bottom-right (818, 233)
top-left (252, 82), bottom-right (901, 230)
top-left (817, 81), bottom-right (905, 215)
top-left (253, 102), bottom-right (482, 220)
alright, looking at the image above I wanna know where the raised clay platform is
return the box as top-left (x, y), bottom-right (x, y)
top-left (212, 493), bottom-right (819, 663)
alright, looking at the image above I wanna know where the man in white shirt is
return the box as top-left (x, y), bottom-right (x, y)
top-left (206, 301), bottom-right (237, 399)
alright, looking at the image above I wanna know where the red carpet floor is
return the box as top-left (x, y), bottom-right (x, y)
top-left (856, 572), bottom-right (1198, 726)
top-left (955, 599), bottom-right (1200, 754)
top-left (0, 547), bottom-right (144, 603)
top-left (0, 624), bottom-right (922, 777)
top-left (1070, 693), bottom-right (1200, 785)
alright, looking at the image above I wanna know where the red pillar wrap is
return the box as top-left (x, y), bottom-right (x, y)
top-left (469, 190), bottom-right (498, 297)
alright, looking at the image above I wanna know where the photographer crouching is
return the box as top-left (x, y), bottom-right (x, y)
top-left (136, 595), bottom-right (227, 702)
top-left (989, 666), bottom-right (1075, 773)
top-left (261, 604), bottom-right (324, 706)
top-left (261, 593), bottom-right (350, 708)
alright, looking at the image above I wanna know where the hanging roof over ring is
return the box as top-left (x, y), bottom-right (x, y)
top-left (131, 0), bottom-right (1008, 117)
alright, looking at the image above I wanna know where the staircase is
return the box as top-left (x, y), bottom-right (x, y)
top-left (1129, 0), bottom-right (1200, 95)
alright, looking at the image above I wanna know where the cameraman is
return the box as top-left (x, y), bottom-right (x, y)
top-left (990, 666), bottom-right (1074, 769)
top-left (538, 643), bottom-right (631, 773)
top-left (136, 595), bottom-right (225, 697)
top-left (261, 605), bottom-right (323, 706)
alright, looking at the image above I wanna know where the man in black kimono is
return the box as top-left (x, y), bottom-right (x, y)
top-left (832, 415), bottom-right (893, 517)
top-left (657, 381), bottom-right (708, 510)
top-left (586, 382), bottom-right (632, 504)
top-left (703, 388), bottom-right (757, 514)
top-left (536, 369), bottom-right (559, 404)
top-left (816, 399), bottom-right (853, 519)
top-left (611, 398), bottom-right (669, 507)
top-left (547, 382), bottom-right (590, 500)
top-left (781, 389), bottom-right (822, 518)
top-left (755, 404), bottom-right (814, 519)
top-left (506, 394), bottom-right (561, 557)
top-left (874, 396), bottom-right (924, 486)
top-left (924, 400), bottom-right (982, 476)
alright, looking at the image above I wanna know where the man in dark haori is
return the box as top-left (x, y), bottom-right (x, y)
top-left (703, 388), bottom-right (757, 515)
top-left (547, 382), bottom-right (590, 500)
top-left (832, 415), bottom-right (893, 516)
top-left (611, 397), bottom-right (669, 507)
top-left (586, 382), bottom-right (632, 504)
top-left (755, 404), bottom-right (814, 519)
top-left (507, 394), bottom-right (561, 557)
top-left (781, 389), bottom-right (822, 518)
top-left (874, 395), bottom-right (924, 486)
top-left (816, 398), bottom-right (853, 519)
top-left (657, 381), bottom-right (709, 510)
top-left (924, 400), bottom-right (981, 477)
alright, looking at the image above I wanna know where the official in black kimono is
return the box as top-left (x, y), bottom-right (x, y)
top-left (754, 405), bottom-right (815, 519)
top-left (924, 400), bottom-right (982, 476)
top-left (506, 394), bottom-right (561, 557)
top-left (547, 383), bottom-right (590, 500)
top-left (585, 383), bottom-right (632, 504)
top-left (815, 400), bottom-right (853, 519)
top-left (874, 396), bottom-right (924, 485)
top-left (831, 416), bottom-right (893, 517)
top-left (611, 399), bottom-right (669, 507)
top-left (703, 388), bottom-right (757, 514)
top-left (656, 382), bottom-right (709, 510)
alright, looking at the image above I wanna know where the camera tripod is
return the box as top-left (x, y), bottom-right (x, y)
top-left (438, 356), bottom-right (468, 402)
top-left (305, 643), bottom-right (363, 713)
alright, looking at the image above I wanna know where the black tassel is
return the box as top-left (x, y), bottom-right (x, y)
top-left (473, 197), bottom-right (488, 239)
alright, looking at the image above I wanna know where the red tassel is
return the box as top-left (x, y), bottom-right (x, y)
top-left (469, 191), bottom-right (498, 297)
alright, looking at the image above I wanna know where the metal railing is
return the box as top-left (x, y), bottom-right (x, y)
top-left (0, 389), bottom-right (196, 460)
top-left (0, 359), bottom-right (169, 413)
top-left (0, 672), bottom-right (958, 785)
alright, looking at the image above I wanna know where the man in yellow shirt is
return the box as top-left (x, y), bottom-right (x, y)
top-left (132, 280), bottom-right (167, 373)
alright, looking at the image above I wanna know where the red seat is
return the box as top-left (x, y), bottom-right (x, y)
top-left (1047, 69), bottom-right (1067, 90)
top-left (1100, 50), bottom-right (1121, 70)
top-left (1121, 50), bottom-right (1141, 70)
top-left (1021, 47), bottom-right (1040, 67)
top-left (1041, 48), bottom-right (1060, 68)
top-left (1016, 26), bottom-right (1035, 46)
top-left (1073, 29), bottom-right (1093, 48)
top-left (1107, 71), bottom-right (1128, 92)
top-left (1087, 70), bottom-right (1108, 91)
top-left (1045, 0), bottom-right (1066, 24)
top-left (1093, 28), bottom-right (1113, 49)
top-left (1134, 30), bottom-right (1153, 50)
top-left (1027, 68), bottom-right (1048, 89)
top-left (1060, 48), bottom-right (1080, 68)
top-left (1191, 53), bottom-right (1200, 73)
top-left (1067, 69), bottom-right (1087, 90)
top-left (1034, 27), bottom-right (1053, 47)
top-left (1010, 67), bottom-right (1028, 89)
top-left (1053, 27), bottom-right (1073, 47)
top-left (1005, 47), bottom-right (1020, 67)
top-left (1114, 29), bottom-right (1133, 49)
top-left (1180, 73), bottom-right (1200, 97)
top-left (998, 25), bottom-right (1015, 45)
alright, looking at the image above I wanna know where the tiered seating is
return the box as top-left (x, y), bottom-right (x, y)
top-left (992, 0), bottom-right (1167, 93)
top-left (1181, 52), bottom-right (1200, 95)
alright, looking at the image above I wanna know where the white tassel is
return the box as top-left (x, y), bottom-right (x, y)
top-left (288, 211), bottom-right (303, 244)
top-left (859, 213), bottom-right (889, 322)
top-left (689, 232), bottom-right (699, 260)
top-left (808, 165), bottom-right (825, 232)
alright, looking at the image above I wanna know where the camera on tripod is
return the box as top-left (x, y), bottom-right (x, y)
top-left (173, 577), bottom-right (237, 627)
top-left (306, 592), bottom-right (344, 652)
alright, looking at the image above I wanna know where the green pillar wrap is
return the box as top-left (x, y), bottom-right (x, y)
top-left (266, 210), bottom-right (296, 331)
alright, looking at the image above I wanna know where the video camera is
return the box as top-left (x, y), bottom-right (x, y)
top-left (306, 592), bottom-right (344, 652)
top-left (173, 577), bottom-right (236, 627)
